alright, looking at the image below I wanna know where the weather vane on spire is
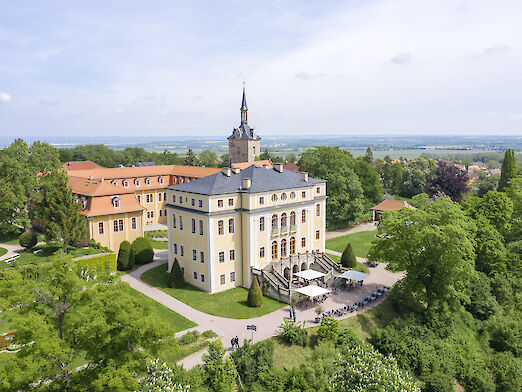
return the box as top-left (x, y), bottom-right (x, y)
top-left (243, 80), bottom-right (246, 88)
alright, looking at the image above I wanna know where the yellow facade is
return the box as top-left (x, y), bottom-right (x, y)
top-left (166, 171), bottom-right (327, 294)
top-left (87, 211), bottom-right (145, 251)
top-left (135, 188), bottom-right (168, 225)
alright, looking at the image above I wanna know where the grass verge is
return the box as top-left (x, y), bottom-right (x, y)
top-left (0, 247), bottom-right (7, 258)
top-left (325, 230), bottom-right (376, 257)
top-left (142, 264), bottom-right (286, 319)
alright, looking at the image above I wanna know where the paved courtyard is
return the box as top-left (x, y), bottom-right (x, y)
top-left (121, 249), bottom-right (403, 369)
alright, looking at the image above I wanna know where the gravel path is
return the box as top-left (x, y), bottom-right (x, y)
top-left (121, 250), bottom-right (403, 369)
top-left (325, 222), bottom-right (376, 240)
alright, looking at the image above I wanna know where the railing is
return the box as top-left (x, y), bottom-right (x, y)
top-left (280, 225), bottom-right (288, 234)
top-left (272, 267), bottom-right (290, 288)
top-left (289, 224), bottom-right (297, 232)
top-left (271, 227), bottom-right (279, 237)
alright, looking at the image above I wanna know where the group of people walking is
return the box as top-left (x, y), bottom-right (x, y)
top-left (289, 306), bottom-right (296, 322)
top-left (230, 335), bottom-right (240, 350)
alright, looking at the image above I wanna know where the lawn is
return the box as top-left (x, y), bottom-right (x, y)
top-left (325, 230), bottom-right (377, 257)
top-left (0, 247), bottom-right (7, 258)
top-left (325, 253), bottom-right (369, 274)
top-left (141, 264), bottom-right (286, 319)
top-left (126, 287), bottom-right (196, 332)
top-left (149, 239), bottom-right (168, 249)
top-left (339, 298), bottom-right (398, 340)
top-left (145, 231), bottom-right (168, 249)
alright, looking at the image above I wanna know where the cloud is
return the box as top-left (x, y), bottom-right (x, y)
top-left (0, 92), bottom-right (11, 103)
top-left (476, 44), bottom-right (510, 58)
top-left (294, 71), bottom-right (326, 80)
top-left (389, 52), bottom-right (411, 64)
top-left (507, 114), bottom-right (522, 120)
top-left (38, 99), bottom-right (60, 105)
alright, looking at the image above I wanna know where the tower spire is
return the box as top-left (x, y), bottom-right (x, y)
top-left (240, 81), bottom-right (248, 123)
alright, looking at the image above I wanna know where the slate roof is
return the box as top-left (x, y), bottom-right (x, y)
top-left (168, 165), bottom-right (325, 195)
top-left (241, 86), bottom-right (248, 111)
top-left (227, 122), bottom-right (260, 140)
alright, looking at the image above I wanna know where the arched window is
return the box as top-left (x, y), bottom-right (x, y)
top-left (271, 214), bottom-right (278, 229)
top-left (228, 218), bottom-right (235, 234)
top-left (113, 197), bottom-right (120, 208)
top-left (145, 177), bottom-right (151, 186)
top-left (191, 218), bottom-right (196, 233)
top-left (259, 217), bottom-right (265, 231)
top-left (218, 220), bottom-right (224, 235)
top-left (281, 193), bottom-right (287, 201)
top-left (290, 211), bottom-right (296, 225)
top-left (281, 213), bottom-right (287, 228)
top-left (290, 237), bottom-right (296, 255)
top-left (316, 204), bottom-right (320, 216)
top-left (158, 176), bottom-right (164, 185)
top-left (271, 194), bottom-right (278, 202)
top-left (290, 191), bottom-right (296, 200)
top-left (301, 210), bottom-right (306, 223)
top-left (281, 239), bottom-right (287, 257)
top-left (271, 241), bottom-right (278, 260)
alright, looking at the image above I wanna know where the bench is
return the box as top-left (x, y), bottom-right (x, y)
top-left (3, 254), bottom-right (20, 264)
top-left (33, 249), bottom-right (43, 254)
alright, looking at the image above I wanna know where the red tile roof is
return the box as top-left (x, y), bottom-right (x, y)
top-left (370, 199), bottom-right (416, 211)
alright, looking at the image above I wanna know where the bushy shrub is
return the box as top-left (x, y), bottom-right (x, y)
top-left (490, 351), bottom-right (522, 392)
top-left (168, 258), bottom-right (185, 288)
top-left (88, 238), bottom-right (101, 249)
top-left (131, 237), bottom-right (154, 265)
top-left (317, 317), bottom-right (339, 343)
top-left (247, 276), bottom-right (263, 307)
top-left (74, 253), bottom-right (117, 273)
top-left (179, 330), bottom-right (199, 346)
top-left (231, 339), bottom-right (274, 386)
top-left (117, 240), bottom-right (132, 271)
top-left (465, 272), bottom-right (500, 321)
top-left (341, 242), bottom-right (356, 268)
top-left (278, 319), bottom-right (308, 346)
top-left (19, 231), bottom-right (37, 249)
top-left (423, 372), bottom-right (454, 392)
top-left (486, 314), bottom-right (522, 356)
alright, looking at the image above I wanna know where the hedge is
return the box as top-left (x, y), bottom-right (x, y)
top-left (74, 253), bottom-right (117, 273)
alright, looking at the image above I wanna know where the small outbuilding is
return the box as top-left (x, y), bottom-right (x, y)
top-left (370, 199), bottom-right (416, 222)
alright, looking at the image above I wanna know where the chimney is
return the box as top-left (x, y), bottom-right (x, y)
top-left (242, 178), bottom-right (252, 189)
top-left (300, 172), bottom-right (309, 182)
top-left (231, 167), bottom-right (241, 174)
top-left (222, 168), bottom-right (231, 177)
top-left (101, 177), bottom-right (104, 182)
top-left (273, 163), bottom-right (283, 173)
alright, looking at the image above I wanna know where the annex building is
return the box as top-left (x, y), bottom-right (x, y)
top-left (166, 164), bottom-right (327, 293)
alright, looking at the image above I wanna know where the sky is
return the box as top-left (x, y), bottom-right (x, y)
top-left (1, 0), bottom-right (522, 137)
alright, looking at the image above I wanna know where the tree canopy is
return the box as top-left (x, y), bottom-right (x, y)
top-left (498, 149), bottom-right (517, 192)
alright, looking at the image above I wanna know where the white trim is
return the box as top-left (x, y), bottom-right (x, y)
top-left (208, 216), bottom-right (215, 293)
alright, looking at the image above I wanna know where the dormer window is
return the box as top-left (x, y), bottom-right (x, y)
top-left (145, 177), bottom-right (151, 186)
top-left (110, 179), bottom-right (116, 185)
top-left (123, 179), bottom-right (129, 188)
top-left (81, 199), bottom-right (87, 210)
top-left (134, 178), bottom-right (140, 187)
top-left (112, 196), bottom-right (120, 208)
top-left (158, 176), bottom-right (164, 185)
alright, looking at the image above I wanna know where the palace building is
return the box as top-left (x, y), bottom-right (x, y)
top-left (228, 86), bottom-right (261, 164)
top-left (166, 163), bottom-right (327, 294)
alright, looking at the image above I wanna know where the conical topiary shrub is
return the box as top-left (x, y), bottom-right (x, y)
top-left (168, 258), bottom-right (185, 288)
top-left (341, 242), bottom-right (357, 268)
top-left (130, 237), bottom-right (154, 265)
top-left (19, 231), bottom-right (37, 249)
top-left (117, 240), bottom-right (131, 271)
top-left (247, 276), bottom-right (263, 307)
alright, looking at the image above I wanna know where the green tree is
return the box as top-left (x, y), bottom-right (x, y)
top-left (285, 153), bottom-right (297, 163)
top-left (341, 242), bottom-right (357, 268)
top-left (497, 149), bottom-right (517, 191)
top-left (0, 252), bottom-right (171, 391)
top-left (131, 237), bottom-right (154, 264)
top-left (219, 153), bottom-right (230, 167)
top-left (184, 148), bottom-right (200, 166)
top-left (298, 146), bottom-right (364, 228)
top-left (363, 146), bottom-right (374, 165)
top-left (247, 276), bottom-right (263, 307)
top-left (168, 258), bottom-right (185, 288)
top-left (203, 340), bottom-right (236, 392)
top-left (368, 198), bottom-right (476, 316)
top-left (401, 156), bottom-right (435, 197)
top-left (504, 176), bottom-right (522, 243)
top-left (18, 231), bottom-right (37, 249)
top-left (317, 317), bottom-right (339, 342)
top-left (355, 158), bottom-right (384, 207)
top-left (463, 191), bottom-right (513, 236)
top-left (379, 161), bottom-right (404, 194)
top-left (478, 173), bottom-right (500, 197)
top-left (474, 217), bottom-right (508, 275)
top-left (230, 339), bottom-right (274, 386)
top-left (38, 170), bottom-right (86, 252)
top-left (117, 240), bottom-right (132, 271)
top-left (199, 150), bottom-right (218, 167)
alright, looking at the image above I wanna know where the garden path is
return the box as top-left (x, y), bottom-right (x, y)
top-left (325, 222), bottom-right (376, 240)
top-left (0, 243), bottom-right (23, 262)
top-left (121, 250), bottom-right (403, 369)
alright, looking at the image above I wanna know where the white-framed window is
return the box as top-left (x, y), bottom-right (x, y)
top-left (98, 222), bottom-right (104, 235)
top-left (228, 198), bottom-right (234, 207)
top-left (230, 272), bottom-right (236, 282)
top-left (259, 196), bottom-right (265, 205)
top-left (281, 193), bottom-right (287, 201)
top-left (191, 218), bottom-right (196, 234)
top-left (192, 249), bottom-right (197, 261)
top-left (316, 204), bottom-right (320, 216)
top-left (180, 245), bottom-right (184, 257)
top-left (135, 178), bottom-right (140, 187)
top-left (290, 191), bottom-right (296, 200)
top-left (301, 210), bottom-right (306, 223)
top-left (123, 180), bottom-right (129, 188)
top-left (198, 199), bottom-right (203, 208)
top-left (146, 193), bottom-right (154, 203)
top-left (218, 199), bottom-right (224, 208)
top-left (200, 251), bottom-right (205, 263)
top-left (145, 178), bottom-right (151, 186)
top-left (158, 176), bottom-right (164, 185)
top-left (173, 243), bottom-right (178, 254)
top-left (191, 198), bottom-right (195, 206)
top-left (178, 196), bottom-right (183, 204)
top-left (199, 220), bottom-right (204, 235)
top-left (316, 230), bottom-right (320, 240)
top-left (271, 194), bottom-right (278, 202)
top-left (201, 274), bottom-right (205, 283)
top-left (172, 195), bottom-right (176, 203)
top-left (163, 192), bottom-right (166, 200)
top-left (113, 198), bottom-right (120, 208)
top-left (172, 214), bottom-right (176, 228)
top-left (137, 195), bottom-right (141, 204)
top-left (301, 191), bottom-right (306, 198)
top-left (147, 211), bottom-right (154, 219)
top-left (229, 249), bottom-right (235, 262)
top-left (301, 237), bottom-right (306, 247)
top-left (193, 271), bottom-right (198, 280)
top-left (259, 217), bottom-right (265, 232)
top-left (159, 210), bottom-right (163, 217)
top-left (228, 218), bottom-right (235, 234)
top-left (218, 220), bottom-right (224, 235)
top-left (131, 217), bottom-right (137, 230)
top-left (219, 251), bottom-right (225, 263)
top-left (159, 193), bottom-right (163, 202)
top-left (220, 274), bottom-right (226, 285)
top-left (113, 219), bottom-right (124, 232)
top-left (260, 247), bottom-right (265, 258)
top-left (316, 186), bottom-right (321, 194)
top-left (179, 216), bottom-right (183, 230)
